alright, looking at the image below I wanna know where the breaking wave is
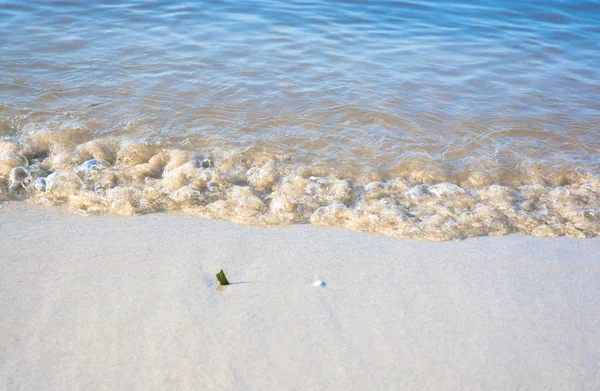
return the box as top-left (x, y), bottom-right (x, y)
top-left (1, 133), bottom-right (598, 241)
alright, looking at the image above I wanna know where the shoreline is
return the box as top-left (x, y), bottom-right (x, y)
top-left (1, 202), bottom-right (599, 390)
top-left (2, 139), bottom-right (599, 241)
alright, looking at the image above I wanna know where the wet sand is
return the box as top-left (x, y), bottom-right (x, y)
top-left (1, 202), bottom-right (599, 390)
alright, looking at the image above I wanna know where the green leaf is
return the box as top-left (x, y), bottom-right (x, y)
top-left (216, 269), bottom-right (229, 286)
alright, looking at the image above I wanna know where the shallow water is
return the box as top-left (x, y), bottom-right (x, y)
top-left (1, 0), bottom-right (599, 240)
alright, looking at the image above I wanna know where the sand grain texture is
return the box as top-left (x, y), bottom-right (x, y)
top-left (1, 203), bottom-right (599, 390)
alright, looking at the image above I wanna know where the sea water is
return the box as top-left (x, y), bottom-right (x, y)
top-left (1, 0), bottom-right (599, 240)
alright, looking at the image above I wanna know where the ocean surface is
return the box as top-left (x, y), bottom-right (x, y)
top-left (1, 0), bottom-right (599, 240)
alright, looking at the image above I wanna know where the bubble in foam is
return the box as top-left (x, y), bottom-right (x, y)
top-left (34, 177), bottom-right (47, 193)
top-left (41, 152), bottom-right (71, 171)
top-left (117, 143), bottom-right (154, 167)
top-left (0, 150), bottom-right (29, 178)
top-left (0, 141), bottom-right (19, 154)
top-left (72, 140), bottom-right (119, 164)
top-left (549, 186), bottom-right (570, 199)
top-left (132, 162), bottom-right (163, 178)
top-left (172, 186), bottom-right (203, 206)
top-left (267, 192), bottom-right (296, 223)
top-left (9, 167), bottom-right (31, 194)
top-left (110, 199), bottom-right (136, 215)
top-left (429, 183), bottom-right (464, 197)
top-left (247, 164), bottom-right (278, 191)
top-left (161, 150), bottom-right (191, 173)
top-left (225, 186), bottom-right (266, 220)
top-left (310, 202), bottom-right (353, 225)
top-left (327, 179), bottom-right (355, 204)
top-left (45, 170), bottom-right (83, 199)
top-left (200, 157), bottom-right (214, 169)
top-left (1, 150), bottom-right (28, 167)
top-left (364, 181), bottom-right (385, 191)
top-left (235, 194), bottom-right (266, 219)
top-left (405, 184), bottom-right (431, 199)
top-left (77, 159), bottom-right (111, 173)
top-left (304, 181), bottom-right (322, 197)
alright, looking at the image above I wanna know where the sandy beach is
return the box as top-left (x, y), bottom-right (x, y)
top-left (2, 1), bottom-right (599, 389)
top-left (1, 202), bottom-right (599, 390)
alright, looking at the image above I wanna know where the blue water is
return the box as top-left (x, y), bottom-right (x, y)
top-left (1, 1), bottom-right (599, 174)
top-left (0, 0), bottom-right (599, 238)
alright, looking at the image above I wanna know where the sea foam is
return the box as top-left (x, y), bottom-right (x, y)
top-left (1, 137), bottom-right (598, 241)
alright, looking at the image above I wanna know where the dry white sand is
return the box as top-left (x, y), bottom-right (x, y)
top-left (1, 202), bottom-right (599, 390)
